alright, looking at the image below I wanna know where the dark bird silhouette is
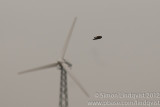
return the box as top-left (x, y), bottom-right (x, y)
top-left (93, 36), bottom-right (102, 40)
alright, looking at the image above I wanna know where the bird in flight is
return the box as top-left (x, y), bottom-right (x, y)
top-left (93, 36), bottom-right (102, 40)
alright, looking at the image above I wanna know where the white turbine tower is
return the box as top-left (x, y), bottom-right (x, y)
top-left (18, 17), bottom-right (89, 107)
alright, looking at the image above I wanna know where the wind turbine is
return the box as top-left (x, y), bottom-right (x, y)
top-left (18, 17), bottom-right (90, 107)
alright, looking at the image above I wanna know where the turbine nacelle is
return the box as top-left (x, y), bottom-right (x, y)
top-left (63, 58), bottom-right (72, 68)
top-left (57, 58), bottom-right (72, 69)
top-left (57, 58), bottom-right (65, 63)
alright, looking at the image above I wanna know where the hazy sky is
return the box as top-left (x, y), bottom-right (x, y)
top-left (1, 0), bottom-right (160, 107)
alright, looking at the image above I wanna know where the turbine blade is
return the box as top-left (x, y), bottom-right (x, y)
top-left (18, 63), bottom-right (58, 75)
top-left (61, 17), bottom-right (77, 59)
top-left (62, 63), bottom-right (90, 98)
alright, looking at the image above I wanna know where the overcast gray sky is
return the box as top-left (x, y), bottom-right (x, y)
top-left (1, 0), bottom-right (160, 107)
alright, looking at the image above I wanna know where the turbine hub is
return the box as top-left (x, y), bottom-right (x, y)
top-left (57, 58), bottom-right (64, 63)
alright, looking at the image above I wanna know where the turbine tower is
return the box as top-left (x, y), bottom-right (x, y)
top-left (18, 17), bottom-right (89, 107)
